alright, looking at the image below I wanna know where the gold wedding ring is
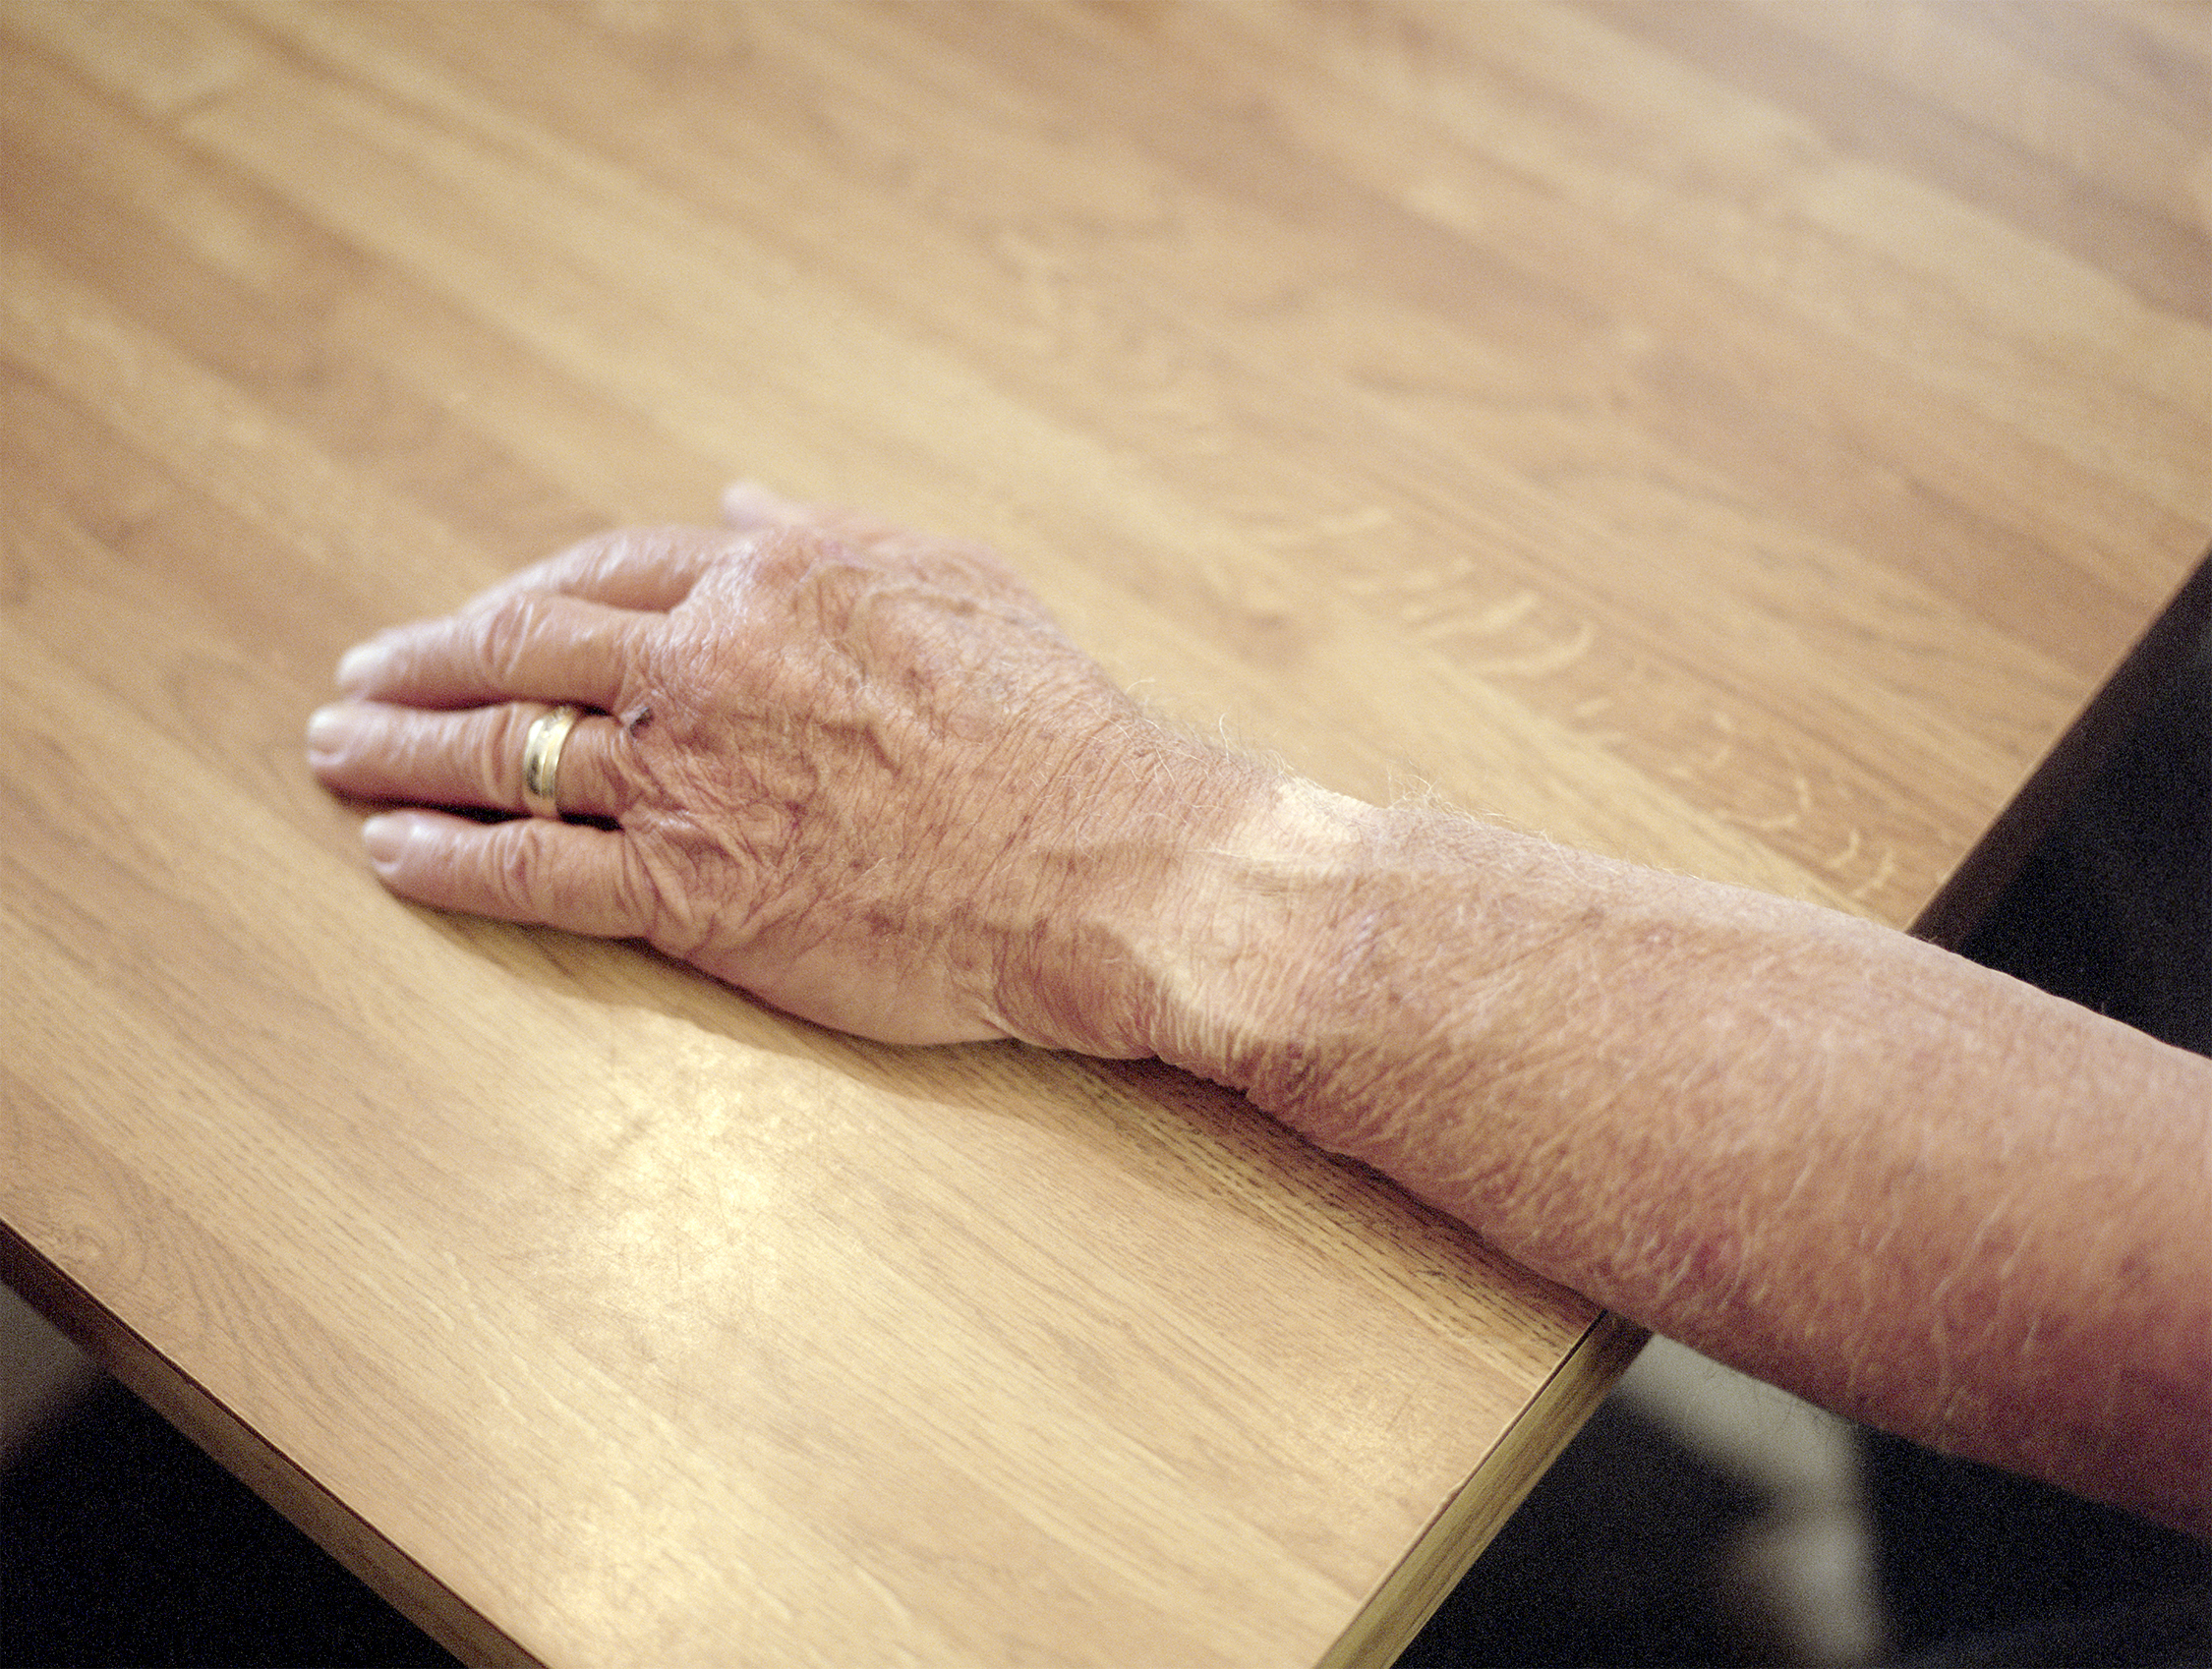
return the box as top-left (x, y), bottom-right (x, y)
top-left (521, 703), bottom-right (584, 820)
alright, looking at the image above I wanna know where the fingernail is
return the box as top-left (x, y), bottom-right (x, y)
top-left (361, 813), bottom-right (413, 867)
top-left (336, 640), bottom-right (390, 693)
top-left (306, 703), bottom-right (355, 758)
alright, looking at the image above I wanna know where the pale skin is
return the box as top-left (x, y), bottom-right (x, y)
top-left (309, 487), bottom-right (2212, 1537)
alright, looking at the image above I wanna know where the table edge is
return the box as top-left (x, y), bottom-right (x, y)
top-left (0, 1220), bottom-right (538, 1669)
top-left (1317, 1309), bottom-right (1650, 1669)
top-left (1914, 548), bottom-right (2212, 950)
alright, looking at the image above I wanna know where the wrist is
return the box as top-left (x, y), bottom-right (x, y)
top-left (1143, 792), bottom-right (1562, 1175)
top-left (981, 728), bottom-right (1285, 1058)
top-left (1136, 777), bottom-right (1381, 1091)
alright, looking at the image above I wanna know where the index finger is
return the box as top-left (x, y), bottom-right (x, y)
top-left (721, 482), bottom-right (921, 557)
top-left (471, 525), bottom-right (727, 613)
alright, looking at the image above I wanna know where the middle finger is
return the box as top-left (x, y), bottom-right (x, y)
top-left (337, 593), bottom-right (642, 712)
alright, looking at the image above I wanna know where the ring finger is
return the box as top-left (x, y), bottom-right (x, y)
top-left (308, 700), bottom-right (635, 822)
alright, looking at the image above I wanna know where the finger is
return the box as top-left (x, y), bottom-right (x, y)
top-left (308, 701), bottom-right (633, 820)
top-left (336, 592), bottom-right (641, 710)
top-left (720, 480), bottom-right (811, 531)
top-left (720, 481), bottom-right (913, 553)
top-left (472, 525), bottom-right (724, 613)
top-left (360, 809), bottom-right (657, 940)
top-left (721, 485), bottom-right (1044, 620)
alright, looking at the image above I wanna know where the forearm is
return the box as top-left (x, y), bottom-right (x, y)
top-left (322, 506), bottom-right (2206, 1532)
top-left (1133, 782), bottom-right (2212, 1534)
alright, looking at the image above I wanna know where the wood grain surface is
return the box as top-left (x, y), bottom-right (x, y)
top-left (3, 3), bottom-right (2206, 1665)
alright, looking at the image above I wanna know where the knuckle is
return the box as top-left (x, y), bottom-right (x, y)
top-left (494, 821), bottom-right (544, 917)
top-left (595, 725), bottom-right (647, 809)
top-left (480, 706), bottom-right (532, 801)
top-left (474, 596), bottom-right (543, 685)
top-left (610, 839), bottom-right (661, 938)
top-left (558, 529), bottom-right (632, 573)
top-left (746, 526), bottom-right (830, 591)
top-left (635, 837), bottom-right (719, 959)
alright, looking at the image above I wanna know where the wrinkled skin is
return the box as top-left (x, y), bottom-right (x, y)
top-left (311, 491), bottom-right (2212, 1537)
top-left (309, 488), bottom-right (1263, 1050)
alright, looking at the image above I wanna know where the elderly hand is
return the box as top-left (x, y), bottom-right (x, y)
top-left (307, 489), bottom-right (1274, 1052)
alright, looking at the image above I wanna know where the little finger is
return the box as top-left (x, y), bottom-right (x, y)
top-left (360, 810), bottom-right (658, 941)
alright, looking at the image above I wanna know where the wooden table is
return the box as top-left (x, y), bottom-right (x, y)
top-left (3, 4), bottom-right (2205, 1664)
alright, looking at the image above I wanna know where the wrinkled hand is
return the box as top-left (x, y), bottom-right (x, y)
top-left (308, 489), bottom-right (1266, 1051)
